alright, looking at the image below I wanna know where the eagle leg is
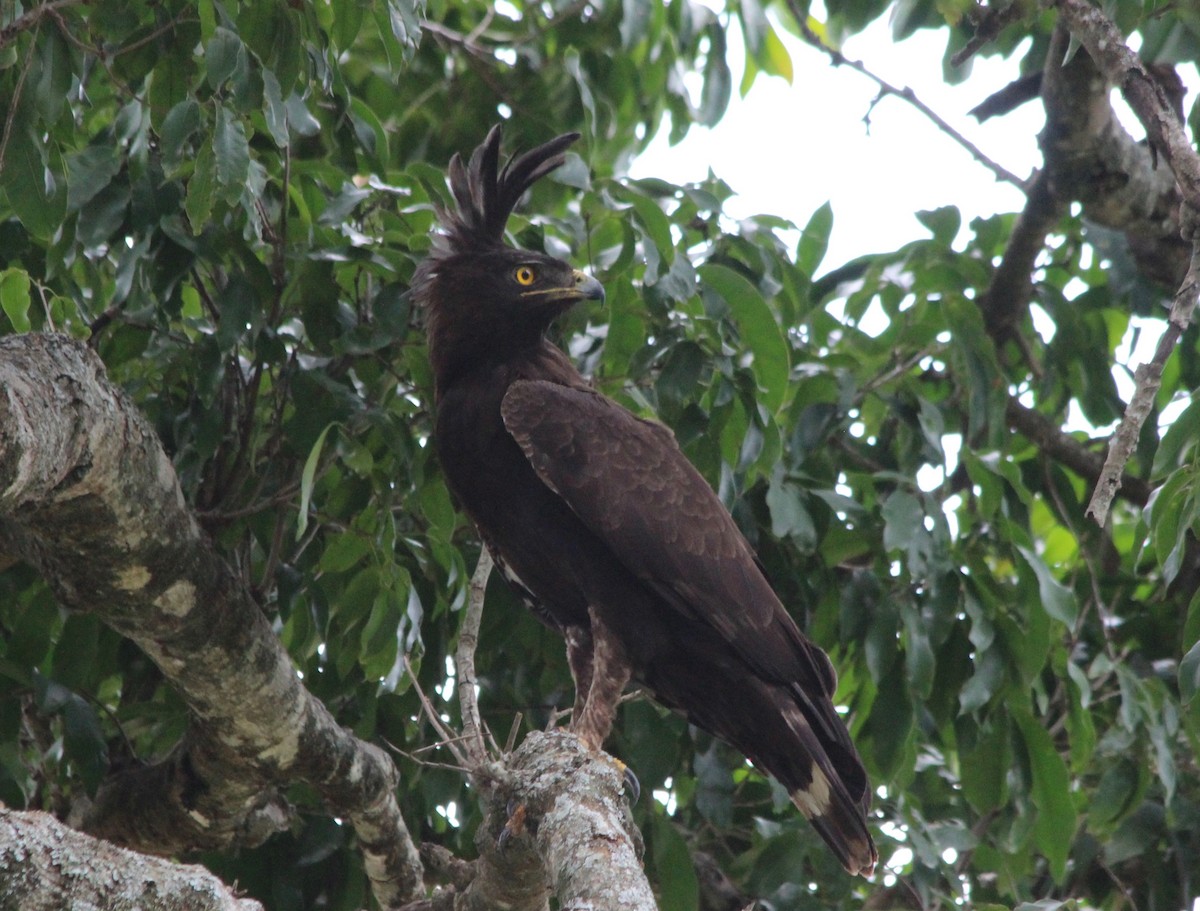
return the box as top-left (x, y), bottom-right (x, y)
top-left (564, 626), bottom-right (594, 726)
top-left (569, 608), bottom-right (631, 752)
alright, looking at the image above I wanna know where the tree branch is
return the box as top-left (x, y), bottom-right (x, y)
top-left (456, 548), bottom-right (493, 767)
top-left (1005, 397), bottom-right (1152, 507)
top-left (977, 168), bottom-right (1066, 337)
top-left (0, 807), bottom-right (263, 911)
top-left (1042, 0), bottom-right (1200, 524)
top-left (0, 334), bottom-right (423, 909)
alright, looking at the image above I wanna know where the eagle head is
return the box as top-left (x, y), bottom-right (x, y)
top-left (413, 126), bottom-right (603, 394)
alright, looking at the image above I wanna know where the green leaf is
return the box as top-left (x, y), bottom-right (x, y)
top-left (32, 27), bottom-right (72, 127)
top-left (1014, 708), bottom-right (1076, 881)
top-left (651, 816), bottom-right (700, 911)
top-left (903, 608), bottom-right (935, 699)
top-left (882, 490), bottom-right (922, 554)
top-left (960, 717), bottom-right (1010, 812)
top-left (160, 99), bottom-right (202, 168)
top-left (700, 23), bottom-right (731, 123)
top-left (186, 140), bottom-right (216, 233)
top-left (1015, 545), bottom-right (1078, 628)
top-left (0, 268), bottom-right (32, 332)
top-left (796, 202), bottom-right (833, 277)
top-left (1180, 638), bottom-right (1200, 704)
top-left (766, 466), bottom-right (816, 549)
top-left (206, 27), bottom-right (244, 90)
top-left (698, 263), bottom-right (789, 412)
top-left (66, 144), bottom-right (121, 212)
top-left (213, 105), bottom-right (251, 203)
top-left (63, 697), bottom-right (108, 793)
top-left (958, 645), bottom-right (1005, 713)
top-left (262, 69), bottom-right (290, 148)
top-left (298, 423), bottom-right (336, 540)
top-left (0, 125), bottom-right (67, 239)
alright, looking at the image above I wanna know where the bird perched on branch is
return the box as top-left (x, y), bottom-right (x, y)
top-left (413, 126), bottom-right (877, 876)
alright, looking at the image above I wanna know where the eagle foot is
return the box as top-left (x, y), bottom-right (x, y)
top-left (497, 799), bottom-right (527, 849)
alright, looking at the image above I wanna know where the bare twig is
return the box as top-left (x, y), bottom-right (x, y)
top-left (456, 549), bottom-right (493, 767)
top-left (403, 656), bottom-right (469, 767)
top-left (785, 1), bottom-right (1028, 188)
top-left (1087, 248), bottom-right (1200, 522)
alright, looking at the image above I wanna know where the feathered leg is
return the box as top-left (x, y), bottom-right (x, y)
top-left (570, 608), bottom-right (631, 752)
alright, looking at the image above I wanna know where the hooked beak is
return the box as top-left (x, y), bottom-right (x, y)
top-left (570, 270), bottom-right (605, 303)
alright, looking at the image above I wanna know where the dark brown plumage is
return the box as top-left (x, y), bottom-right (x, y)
top-left (413, 126), bottom-right (877, 876)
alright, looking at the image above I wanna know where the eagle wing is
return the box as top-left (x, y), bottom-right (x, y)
top-left (500, 379), bottom-right (836, 699)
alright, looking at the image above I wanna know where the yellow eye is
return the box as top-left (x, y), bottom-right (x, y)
top-left (514, 265), bottom-right (537, 286)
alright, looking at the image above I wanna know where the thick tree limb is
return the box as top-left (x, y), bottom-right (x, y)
top-left (977, 169), bottom-right (1065, 337)
top-left (1042, 1), bottom-right (1200, 524)
top-left (0, 807), bottom-right (263, 911)
top-left (1039, 24), bottom-right (1189, 288)
top-left (0, 333), bottom-right (422, 909)
top-left (460, 731), bottom-right (654, 911)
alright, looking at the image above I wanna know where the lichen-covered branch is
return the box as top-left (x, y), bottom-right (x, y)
top-left (1004, 398), bottom-right (1151, 507)
top-left (511, 731), bottom-right (655, 911)
top-left (0, 807), bottom-right (263, 911)
top-left (0, 333), bottom-right (422, 909)
top-left (1086, 248), bottom-right (1200, 522)
top-left (1042, 1), bottom-right (1200, 524)
top-left (1039, 23), bottom-right (1189, 288)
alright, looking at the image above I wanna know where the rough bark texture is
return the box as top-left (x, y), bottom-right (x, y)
top-left (0, 333), bottom-right (422, 909)
top-left (512, 731), bottom-right (654, 911)
top-left (412, 731), bottom-right (655, 911)
top-left (0, 807), bottom-right (263, 911)
top-left (1042, 1), bottom-right (1200, 523)
top-left (1040, 25), bottom-right (1188, 288)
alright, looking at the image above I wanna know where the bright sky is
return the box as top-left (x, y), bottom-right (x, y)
top-left (630, 15), bottom-right (1042, 269)
top-left (631, 11), bottom-right (1197, 277)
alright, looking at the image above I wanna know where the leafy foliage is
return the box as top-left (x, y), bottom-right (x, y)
top-left (1, 1), bottom-right (1199, 910)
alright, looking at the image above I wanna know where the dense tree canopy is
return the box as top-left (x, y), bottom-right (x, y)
top-left (1, 1), bottom-right (1198, 910)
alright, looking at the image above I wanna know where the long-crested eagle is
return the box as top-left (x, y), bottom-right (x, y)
top-left (413, 126), bottom-right (877, 876)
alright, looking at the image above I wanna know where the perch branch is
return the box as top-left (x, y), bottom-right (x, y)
top-left (457, 548), bottom-right (494, 767)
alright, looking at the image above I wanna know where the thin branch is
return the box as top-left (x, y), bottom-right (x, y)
top-left (403, 655), bottom-right (469, 767)
top-left (0, 0), bottom-right (85, 50)
top-left (1086, 247), bottom-right (1200, 522)
top-left (952, 1), bottom-right (1030, 67)
top-left (785, 1), bottom-right (1028, 189)
top-left (456, 548), bottom-right (493, 767)
top-left (1005, 397), bottom-right (1153, 507)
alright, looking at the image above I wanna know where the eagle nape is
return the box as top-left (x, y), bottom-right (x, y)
top-left (414, 125), bottom-right (878, 877)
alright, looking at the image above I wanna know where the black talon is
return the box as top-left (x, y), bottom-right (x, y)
top-left (622, 764), bottom-right (641, 804)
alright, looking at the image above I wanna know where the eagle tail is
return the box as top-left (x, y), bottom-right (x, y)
top-left (791, 779), bottom-right (878, 876)
top-left (778, 696), bottom-right (878, 876)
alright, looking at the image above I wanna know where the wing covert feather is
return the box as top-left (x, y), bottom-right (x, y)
top-left (501, 379), bottom-right (835, 694)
